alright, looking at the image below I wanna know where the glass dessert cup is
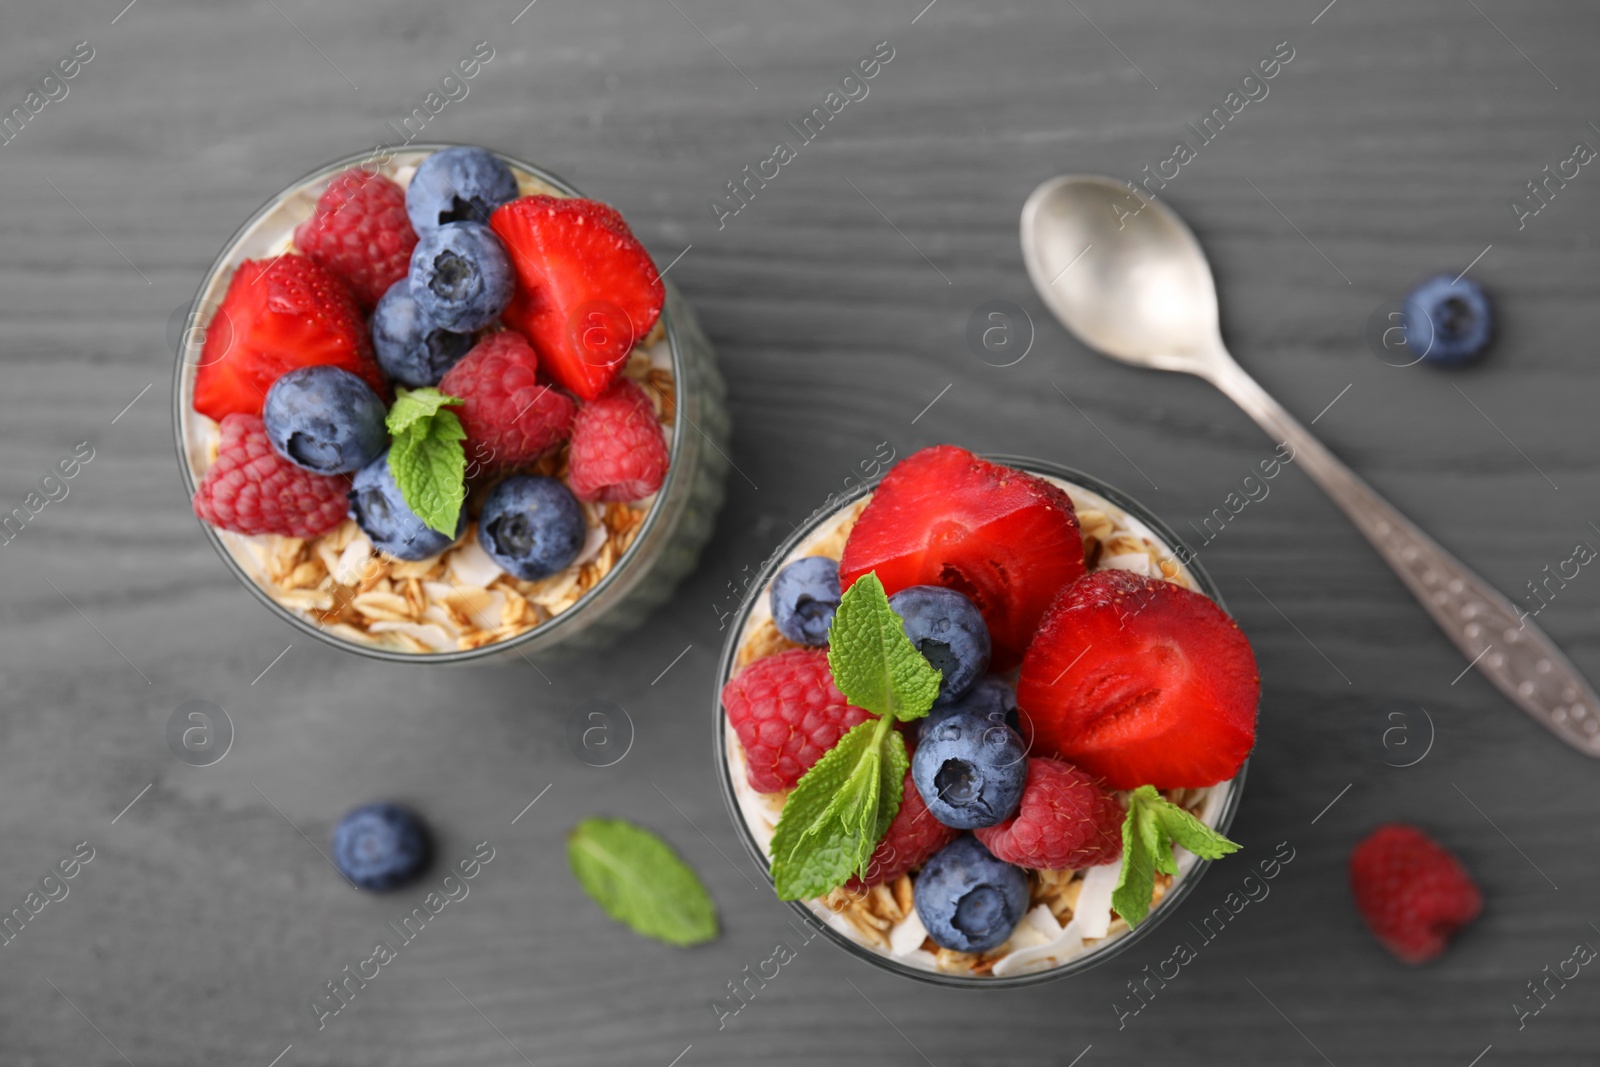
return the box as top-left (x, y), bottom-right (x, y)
top-left (714, 456), bottom-right (1247, 987)
top-left (173, 146), bottom-right (728, 663)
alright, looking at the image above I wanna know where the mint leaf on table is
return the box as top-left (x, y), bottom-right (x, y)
top-left (1112, 785), bottom-right (1241, 928)
top-left (566, 818), bottom-right (718, 947)
top-left (826, 571), bottom-right (942, 722)
top-left (385, 386), bottom-right (466, 536)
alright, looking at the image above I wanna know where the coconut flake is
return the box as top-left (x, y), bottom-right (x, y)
top-left (1101, 552), bottom-right (1154, 576)
top-left (889, 908), bottom-right (929, 956)
top-left (574, 521), bottom-right (609, 566)
top-left (447, 537), bottom-right (504, 587)
top-left (333, 534), bottom-right (374, 586)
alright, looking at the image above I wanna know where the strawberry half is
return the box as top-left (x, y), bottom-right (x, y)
top-left (489, 196), bottom-right (664, 401)
top-left (839, 446), bottom-right (1086, 670)
top-left (1016, 569), bottom-right (1259, 790)
top-left (192, 256), bottom-right (384, 422)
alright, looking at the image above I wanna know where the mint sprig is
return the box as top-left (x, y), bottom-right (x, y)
top-left (1112, 785), bottom-right (1240, 928)
top-left (769, 572), bottom-right (936, 900)
top-left (566, 818), bottom-right (719, 946)
top-left (385, 387), bottom-right (466, 536)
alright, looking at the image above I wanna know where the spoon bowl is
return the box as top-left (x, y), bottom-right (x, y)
top-left (1021, 175), bottom-right (1224, 377)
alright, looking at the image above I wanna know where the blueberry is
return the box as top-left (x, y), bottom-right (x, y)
top-left (1401, 275), bottom-right (1494, 365)
top-left (912, 709), bottom-right (1027, 829)
top-left (349, 451), bottom-right (464, 561)
top-left (331, 803), bottom-right (431, 891)
top-left (478, 475), bottom-right (586, 580)
top-left (262, 365), bottom-right (387, 475)
top-left (888, 585), bottom-right (991, 704)
top-left (770, 556), bottom-right (841, 645)
top-left (408, 221), bottom-right (513, 333)
top-left (406, 146), bottom-right (520, 233)
top-left (913, 836), bottom-right (1029, 953)
top-left (371, 280), bottom-right (475, 387)
top-left (920, 676), bottom-right (1019, 745)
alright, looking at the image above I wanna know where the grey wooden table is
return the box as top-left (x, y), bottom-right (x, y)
top-left (3, 0), bottom-right (1599, 1063)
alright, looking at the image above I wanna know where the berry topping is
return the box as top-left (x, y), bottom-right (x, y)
top-left (477, 474), bottom-right (586, 581)
top-left (845, 770), bottom-right (958, 892)
top-left (1349, 824), bottom-right (1482, 964)
top-left (193, 256), bottom-right (384, 423)
top-left (293, 168), bottom-right (417, 310)
top-left (1017, 570), bottom-right (1259, 790)
top-left (919, 676), bottom-right (1019, 744)
top-left (769, 556), bottom-right (841, 646)
top-left (721, 648), bottom-right (872, 794)
top-left (839, 446), bottom-right (1086, 671)
top-left (371, 280), bottom-right (474, 388)
top-left (437, 331), bottom-right (576, 470)
top-left (913, 835), bottom-right (1029, 953)
top-left (192, 413), bottom-right (349, 538)
top-left (911, 709), bottom-right (1027, 829)
top-left (348, 450), bottom-right (463, 561)
top-left (263, 365), bottom-right (388, 475)
top-left (406, 146), bottom-right (520, 233)
top-left (1401, 275), bottom-right (1494, 365)
top-left (490, 195), bottom-right (665, 400)
top-left (331, 803), bottom-right (431, 891)
top-left (888, 584), bottom-right (991, 705)
top-left (407, 220), bottom-right (513, 333)
top-left (973, 758), bottom-right (1124, 870)
top-left (567, 379), bottom-right (669, 502)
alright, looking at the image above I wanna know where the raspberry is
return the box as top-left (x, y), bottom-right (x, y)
top-left (1349, 824), bottom-right (1482, 964)
top-left (193, 414), bottom-right (349, 537)
top-left (438, 332), bottom-right (577, 471)
top-left (294, 169), bottom-right (416, 310)
top-left (567, 379), bottom-right (669, 502)
top-left (721, 648), bottom-right (872, 794)
top-left (974, 758), bottom-right (1124, 870)
top-left (845, 770), bottom-right (958, 892)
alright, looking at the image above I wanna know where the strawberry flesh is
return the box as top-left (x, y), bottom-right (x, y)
top-left (192, 257), bottom-right (384, 421)
top-left (489, 196), bottom-right (664, 401)
top-left (839, 446), bottom-right (1086, 670)
top-left (1017, 569), bottom-right (1258, 790)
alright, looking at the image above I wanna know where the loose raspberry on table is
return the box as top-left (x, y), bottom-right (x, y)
top-left (974, 757), bottom-right (1124, 870)
top-left (567, 378), bottom-right (669, 502)
top-left (845, 770), bottom-right (958, 892)
top-left (721, 648), bottom-right (872, 794)
top-left (193, 414), bottom-right (350, 538)
top-left (438, 331), bottom-right (576, 470)
top-left (1349, 823), bottom-right (1482, 964)
top-left (294, 168), bottom-right (417, 310)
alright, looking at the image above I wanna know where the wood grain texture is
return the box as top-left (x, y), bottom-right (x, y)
top-left (2, 0), bottom-right (1599, 1063)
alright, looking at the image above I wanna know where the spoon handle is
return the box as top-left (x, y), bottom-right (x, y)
top-left (1209, 361), bottom-right (1600, 758)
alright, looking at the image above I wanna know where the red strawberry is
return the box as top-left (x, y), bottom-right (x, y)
top-left (845, 770), bottom-right (958, 891)
top-left (192, 257), bottom-right (384, 422)
top-left (438, 331), bottom-right (576, 470)
top-left (721, 648), bottom-right (872, 794)
top-left (293, 168), bottom-right (417, 310)
top-left (974, 758), bottom-right (1124, 870)
top-left (193, 414), bottom-right (349, 537)
top-left (839, 446), bottom-right (1085, 670)
top-left (1349, 824), bottom-right (1482, 964)
top-left (489, 196), bottom-right (664, 401)
top-left (1017, 570), bottom-right (1258, 790)
top-left (567, 379), bottom-right (669, 502)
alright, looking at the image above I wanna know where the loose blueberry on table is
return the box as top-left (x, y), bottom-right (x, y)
top-left (331, 802), bottom-right (431, 891)
top-left (187, 146), bottom-right (674, 654)
top-left (722, 445), bottom-right (1262, 970)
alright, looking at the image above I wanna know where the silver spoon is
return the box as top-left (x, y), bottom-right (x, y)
top-left (1021, 174), bottom-right (1600, 758)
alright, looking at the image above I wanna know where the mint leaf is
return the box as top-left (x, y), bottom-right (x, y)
top-left (826, 572), bottom-right (942, 722)
top-left (770, 716), bottom-right (900, 900)
top-left (386, 387), bottom-right (466, 536)
top-left (566, 818), bottom-right (718, 947)
top-left (1113, 785), bottom-right (1240, 928)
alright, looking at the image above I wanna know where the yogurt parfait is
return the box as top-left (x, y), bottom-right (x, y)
top-left (175, 145), bottom-right (726, 661)
top-left (716, 446), bottom-right (1256, 984)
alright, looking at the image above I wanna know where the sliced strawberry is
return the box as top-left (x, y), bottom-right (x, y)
top-left (839, 446), bottom-right (1085, 670)
top-left (489, 196), bottom-right (664, 401)
top-left (1016, 570), bottom-right (1259, 790)
top-left (192, 256), bottom-right (384, 422)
